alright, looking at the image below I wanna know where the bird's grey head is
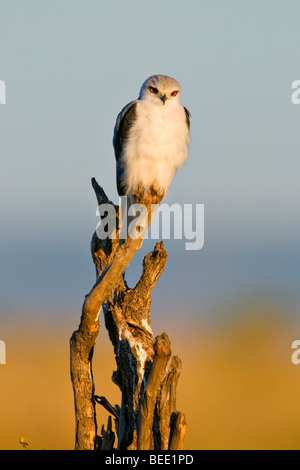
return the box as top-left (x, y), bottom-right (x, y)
top-left (138, 75), bottom-right (181, 105)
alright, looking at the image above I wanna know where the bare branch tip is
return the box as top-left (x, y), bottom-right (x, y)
top-left (154, 333), bottom-right (172, 357)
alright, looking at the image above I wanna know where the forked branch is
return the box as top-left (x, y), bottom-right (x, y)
top-left (70, 178), bottom-right (186, 450)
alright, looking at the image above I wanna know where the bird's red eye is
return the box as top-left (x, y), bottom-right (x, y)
top-left (171, 91), bottom-right (178, 97)
top-left (149, 86), bottom-right (158, 94)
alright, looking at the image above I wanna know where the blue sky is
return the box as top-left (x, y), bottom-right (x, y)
top-left (1, 1), bottom-right (300, 322)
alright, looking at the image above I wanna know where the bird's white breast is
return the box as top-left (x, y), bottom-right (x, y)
top-left (122, 100), bottom-right (190, 195)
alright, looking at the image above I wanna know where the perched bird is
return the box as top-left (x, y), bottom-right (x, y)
top-left (113, 74), bottom-right (190, 200)
top-left (113, 74), bottom-right (190, 239)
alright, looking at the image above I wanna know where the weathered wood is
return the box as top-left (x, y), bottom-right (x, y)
top-left (70, 178), bottom-right (186, 450)
top-left (70, 329), bottom-right (98, 450)
top-left (100, 416), bottom-right (115, 450)
top-left (137, 333), bottom-right (171, 450)
top-left (102, 242), bottom-right (169, 450)
top-left (157, 356), bottom-right (182, 449)
top-left (70, 179), bottom-right (146, 449)
top-left (169, 412), bottom-right (187, 450)
top-left (94, 395), bottom-right (120, 422)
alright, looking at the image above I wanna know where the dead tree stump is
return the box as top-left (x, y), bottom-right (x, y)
top-left (70, 178), bottom-right (186, 450)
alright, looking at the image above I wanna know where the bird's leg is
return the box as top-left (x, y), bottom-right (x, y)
top-left (149, 184), bottom-right (164, 206)
top-left (130, 185), bottom-right (164, 238)
top-left (150, 183), bottom-right (158, 193)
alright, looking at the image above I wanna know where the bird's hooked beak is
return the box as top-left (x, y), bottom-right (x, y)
top-left (160, 94), bottom-right (167, 105)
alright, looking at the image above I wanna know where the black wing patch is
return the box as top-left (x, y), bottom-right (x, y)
top-left (113, 100), bottom-right (137, 161)
top-left (113, 100), bottom-right (138, 195)
top-left (183, 106), bottom-right (191, 130)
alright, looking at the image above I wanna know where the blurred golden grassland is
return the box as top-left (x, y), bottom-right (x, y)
top-left (1, 308), bottom-right (300, 450)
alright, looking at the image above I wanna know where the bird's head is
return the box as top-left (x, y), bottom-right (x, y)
top-left (138, 75), bottom-right (181, 106)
